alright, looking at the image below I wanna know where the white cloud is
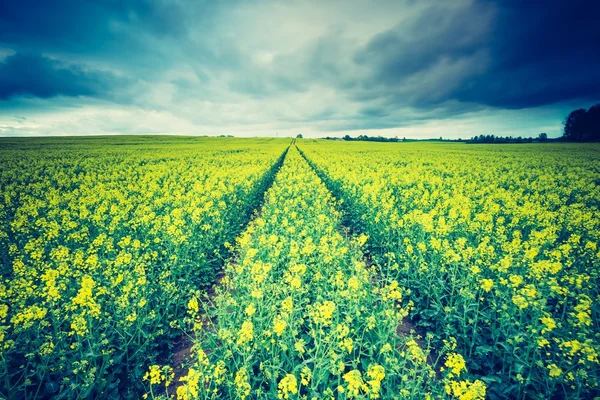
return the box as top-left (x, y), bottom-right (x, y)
top-left (0, 98), bottom-right (570, 139)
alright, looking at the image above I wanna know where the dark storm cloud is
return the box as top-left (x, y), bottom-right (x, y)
top-left (0, 0), bottom-right (246, 103)
top-left (0, 0), bottom-right (204, 104)
top-left (0, 0), bottom-right (187, 53)
top-left (359, 107), bottom-right (390, 118)
top-left (453, 0), bottom-right (600, 108)
top-left (0, 53), bottom-right (118, 100)
top-left (354, 0), bottom-right (600, 110)
top-left (354, 3), bottom-right (491, 83)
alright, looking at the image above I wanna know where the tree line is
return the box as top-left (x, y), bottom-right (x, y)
top-left (325, 135), bottom-right (449, 142)
top-left (466, 134), bottom-right (545, 144)
top-left (563, 103), bottom-right (600, 142)
top-left (319, 103), bottom-right (599, 143)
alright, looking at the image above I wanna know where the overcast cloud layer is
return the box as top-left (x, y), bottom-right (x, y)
top-left (1, 0), bottom-right (599, 138)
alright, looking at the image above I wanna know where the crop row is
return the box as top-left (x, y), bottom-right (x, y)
top-left (298, 141), bottom-right (600, 399)
top-left (171, 147), bottom-right (486, 400)
top-left (0, 139), bottom-right (287, 398)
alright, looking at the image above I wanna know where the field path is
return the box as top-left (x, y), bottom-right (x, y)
top-left (161, 145), bottom-right (291, 395)
top-left (171, 146), bottom-right (439, 399)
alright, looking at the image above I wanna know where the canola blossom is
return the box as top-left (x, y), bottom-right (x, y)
top-left (0, 137), bottom-right (287, 398)
top-left (176, 147), bottom-right (478, 399)
top-left (299, 141), bottom-right (600, 399)
top-left (1, 137), bottom-right (598, 399)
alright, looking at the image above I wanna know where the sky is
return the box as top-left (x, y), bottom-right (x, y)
top-left (0, 0), bottom-right (599, 138)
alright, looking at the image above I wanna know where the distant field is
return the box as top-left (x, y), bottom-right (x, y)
top-left (1, 138), bottom-right (598, 399)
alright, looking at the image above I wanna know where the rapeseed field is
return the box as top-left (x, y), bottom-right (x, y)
top-left (1, 137), bottom-right (598, 399)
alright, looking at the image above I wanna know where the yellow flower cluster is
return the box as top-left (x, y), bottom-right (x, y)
top-left (177, 147), bottom-right (445, 398)
top-left (6, 136), bottom-right (595, 399)
top-left (445, 353), bottom-right (467, 377)
top-left (277, 373), bottom-right (298, 399)
top-left (144, 364), bottom-right (174, 387)
top-left (0, 137), bottom-right (288, 398)
top-left (299, 140), bottom-right (600, 398)
top-left (445, 379), bottom-right (487, 400)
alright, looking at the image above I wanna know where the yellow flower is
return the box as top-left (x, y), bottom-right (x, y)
top-left (178, 368), bottom-right (201, 400)
top-left (235, 367), bottom-right (251, 399)
top-left (447, 379), bottom-right (487, 400)
top-left (294, 339), bottom-right (306, 355)
top-left (39, 341), bottom-right (55, 356)
top-left (480, 279), bottom-right (494, 293)
top-left (281, 296), bottom-right (293, 314)
top-left (144, 365), bottom-right (162, 385)
top-left (237, 320), bottom-right (254, 346)
top-left (381, 280), bottom-right (402, 301)
top-left (366, 315), bottom-right (376, 331)
top-left (380, 343), bottom-right (392, 354)
top-left (213, 361), bottom-right (227, 384)
top-left (512, 295), bottom-right (528, 309)
top-left (187, 296), bottom-right (199, 315)
top-left (277, 374), bottom-right (298, 399)
top-left (0, 304), bottom-right (8, 320)
top-left (540, 316), bottom-right (556, 333)
top-left (70, 315), bottom-right (88, 337)
top-left (290, 275), bottom-right (301, 289)
top-left (71, 275), bottom-right (101, 317)
top-left (509, 275), bottom-right (523, 287)
top-left (126, 312), bottom-right (137, 322)
top-left (245, 303), bottom-right (256, 316)
top-left (406, 339), bottom-right (427, 363)
top-left (273, 316), bottom-right (287, 336)
top-left (340, 337), bottom-right (353, 353)
top-left (357, 234), bottom-right (369, 247)
top-left (310, 300), bottom-right (336, 326)
top-left (366, 364), bottom-right (385, 398)
top-left (348, 276), bottom-right (360, 290)
top-left (300, 367), bottom-right (311, 386)
top-left (445, 353), bottom-right (466, 377)
top-left (343, 370), bottom-right (366, 397)
top-left (548, 364), bottom-right (562, 378)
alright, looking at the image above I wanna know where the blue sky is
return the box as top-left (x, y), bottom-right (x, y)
top-left (0, 0), bottom-right (598, 138)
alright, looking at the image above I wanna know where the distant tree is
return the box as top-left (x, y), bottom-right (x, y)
top-left (538, 132), bottom-right (548, 142)
top-left (564, 109), bottom-right (587, 141)
top-left (585, 104), bottom-right (600, 141)
top-left (296, 134), bottom-right (303, 139)
top-left (562, 104), bottom-right (600, 142)
top-left (343, 135), bottom-right (352, 141)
